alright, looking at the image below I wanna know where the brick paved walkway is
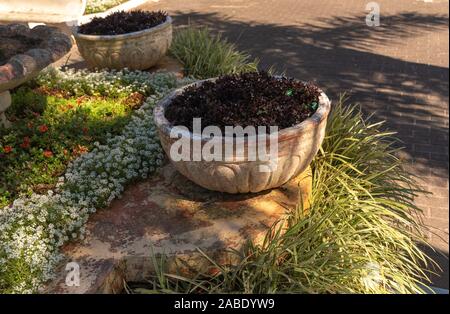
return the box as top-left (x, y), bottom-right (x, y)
top-left (139, 0), bottom-right (449, 288)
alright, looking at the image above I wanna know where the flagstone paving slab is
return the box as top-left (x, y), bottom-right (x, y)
top-left (42, 164), bottom-right (312, 293)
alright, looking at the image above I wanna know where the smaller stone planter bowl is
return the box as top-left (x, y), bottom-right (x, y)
top-left (154, 78), bottom-right (332, 194)
top-left (73, 16), bottom-right (172, 70)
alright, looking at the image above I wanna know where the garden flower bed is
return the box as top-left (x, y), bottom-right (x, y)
top-left (0, 67), bottom-right (154, 207)
top-left (85, 0), bottom-right (129, 14)
top-left (0, 68), bottom-right (193, 293)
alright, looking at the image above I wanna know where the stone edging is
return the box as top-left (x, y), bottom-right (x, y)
top-left (0, 24), bottom-right (73, 93)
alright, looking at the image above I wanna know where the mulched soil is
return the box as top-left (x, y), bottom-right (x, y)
top-left (165, 72), bottom-right (322, 133)
top-left (78, 10), bottom-right (168, 36)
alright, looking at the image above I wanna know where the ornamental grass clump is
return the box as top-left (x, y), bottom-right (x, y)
top-left (169, 27), bottom-right (259, 79)
top-left (128, 97), bottom-right (433, 294)
top-left (35, 67), bottom-right (155, 97)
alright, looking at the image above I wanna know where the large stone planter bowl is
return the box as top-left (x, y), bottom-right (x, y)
top-left (154, 78), bottom-right (331, 194)
top-left (73, 16), bottom-right (172, 70)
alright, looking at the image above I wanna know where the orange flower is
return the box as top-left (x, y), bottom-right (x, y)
top-left (27, 121), bottom-right (33, 129)
top-left (3, 146), bottom-right (13, 153)
top-left (72, 145), bottom-right (89, 156)
top-left (20, 137), bottom-right (31, 149)
top-left (38, 124), bottom-right (49, 133)
top-left (43, 150), bottom-right (53, 158)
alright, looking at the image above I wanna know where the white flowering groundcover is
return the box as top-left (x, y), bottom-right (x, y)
top-left (85, 0), bottom-right (128, 14)
top-left (0, 68), bottom-right (193, 293)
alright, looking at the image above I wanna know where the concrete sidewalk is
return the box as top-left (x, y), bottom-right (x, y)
top-left (139, 0), bottom-right (449, 288)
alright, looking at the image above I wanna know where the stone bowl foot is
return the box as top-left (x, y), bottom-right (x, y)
top-left (0, 91), bottom-right (12, 129)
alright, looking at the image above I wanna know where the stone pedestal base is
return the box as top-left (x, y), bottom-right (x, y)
top-left (0, 91), bottom-right (12, 128)
top-left (42, 163), bottom-right (312, 293)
